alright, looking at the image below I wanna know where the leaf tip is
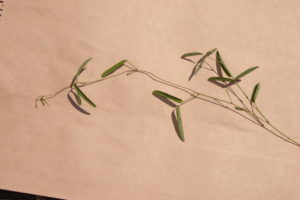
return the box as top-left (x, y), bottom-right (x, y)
top-left (176, 107), bottom-right (185, 142)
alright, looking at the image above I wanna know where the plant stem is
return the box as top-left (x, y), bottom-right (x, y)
top-left (35, 61), bottom-right (299, 147)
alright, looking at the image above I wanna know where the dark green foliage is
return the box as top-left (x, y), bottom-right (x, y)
top-left (251, 83), bottom-right (260, 104)
top-left (74, 84), bottom-right (96, 107)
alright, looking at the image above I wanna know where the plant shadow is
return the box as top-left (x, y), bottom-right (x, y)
top-left (67, 92), bottom-right (91, 115)
top-left (181, 57), bottom-right (195, 64)
top-left (208, 79), bottom-right (240, 88)
top-left (152, 93), bottom-right (176, 108)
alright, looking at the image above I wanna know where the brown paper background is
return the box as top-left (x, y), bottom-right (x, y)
top-left (1, 0), bottom-right (300, 199)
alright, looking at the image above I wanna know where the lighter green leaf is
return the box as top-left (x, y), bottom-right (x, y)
top-left (152, 90), bottom-right (182, 103)
top-left (216, 51), bottom-right (232, 77)
top-left (75, 92), bottom-right (82, 105)
top-left (176, 107), bottom-right (185, 142)
top-left (234, 66), bottom-right (259, 81)
top-left (70, 57), bottom-right (92, 87)
top-left (208, 77), bottom-right (234, 82)
top-left (101, 60), bottom-right (127, 78)
top-left (251, 83), bottom-right (260, 104)
top-left (189, 48), bottom-right (217, 81)
top-left (181, 52), bottom-right (203, 59)
top-left (74, 84), bottom-right (96, 107)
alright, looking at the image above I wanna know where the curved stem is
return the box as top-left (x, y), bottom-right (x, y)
top-left (254, 104), bottom-right (300, 146)
top-left (35, 61), bottom-right (300, 148)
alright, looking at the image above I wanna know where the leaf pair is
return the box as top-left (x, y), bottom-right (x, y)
top-left (208, 66), bottom-right (259, 83)
top-left (214, 51), bottom-right (259, 82)
top-left (152, 90), bottom-right (184, 141)
top-left (70, 57), bottom-right (92, 88)
top-left (187, 48), bottom-right (217, 81)
top-left (70, 58), bottom-right (96, 107)
top-left (71, 59), bottom-right (129, 107)
top-left (74, 84), bottom-right (96, 107)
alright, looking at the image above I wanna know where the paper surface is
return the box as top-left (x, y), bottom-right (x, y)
top-left (1, 0), bottom-right (300, 199)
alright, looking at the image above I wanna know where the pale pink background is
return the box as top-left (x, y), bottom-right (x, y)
top-left (0, 0), bottom-right (300, 199)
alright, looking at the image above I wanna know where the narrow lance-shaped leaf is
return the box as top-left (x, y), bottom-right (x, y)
top-left (196, 48), bottom-right (217, 69)
top-left (74, 84), bottom-right (96, 107)
top-left (206, 48), bottom-right (218, 55)
top-left (101, 60), bottom-right (127, 78)
top-left (216, 51), bottom-right (232, 77)
top-left (176, 106), bottom-right (185, 142)
top-left (250, 83), bottom-right (260, 104)
top-left (70, 57), bottom-right (92, 87)
top-left (233, 66), bottom-right (259, 81)
top-left (181, 52), bottom-right (203, 59)
top-left (235, 106), bottom-right (246, 111)
top-left (152, 90), bottom-right (182, 103)
top-left (75, 92), bottom-right (82, 105)
top-left (189, 48), bottom-right (217, 81)
top-left (208, 77), bottom-right (234, 82)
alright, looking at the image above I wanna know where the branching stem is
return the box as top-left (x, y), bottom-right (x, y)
top-left (35, 60), bottom-right (300, 147)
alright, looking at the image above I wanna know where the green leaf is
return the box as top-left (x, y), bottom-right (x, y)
top-left (152, 90), bottom-right (182, 103)
top-left (234, 66), bottom-right (259, 81)
top-left (216, 51), bottom-right (232, 77)
top-left (70, 57), bottom-right (92, 87)
top-left (181, 52), bottom-right (203, 59)
top-left (189, 48), bottom-right (217, 81)
top-left (101, 60), bottom-right (127, 78)
top-left (208, 77), bottom-right (234, 82)
top-left (176, 107), bottom-right (185, 142)
top-left (74, 84), bottom-right (96, 107)
top-left (75, 92), bottom-right (82, 105)
top-left (250, 83), bottom-right (260, 104)
top-left (206, 48), bottom-right (217, 55)
top-left (234, 106), bottom-right (246, 111)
